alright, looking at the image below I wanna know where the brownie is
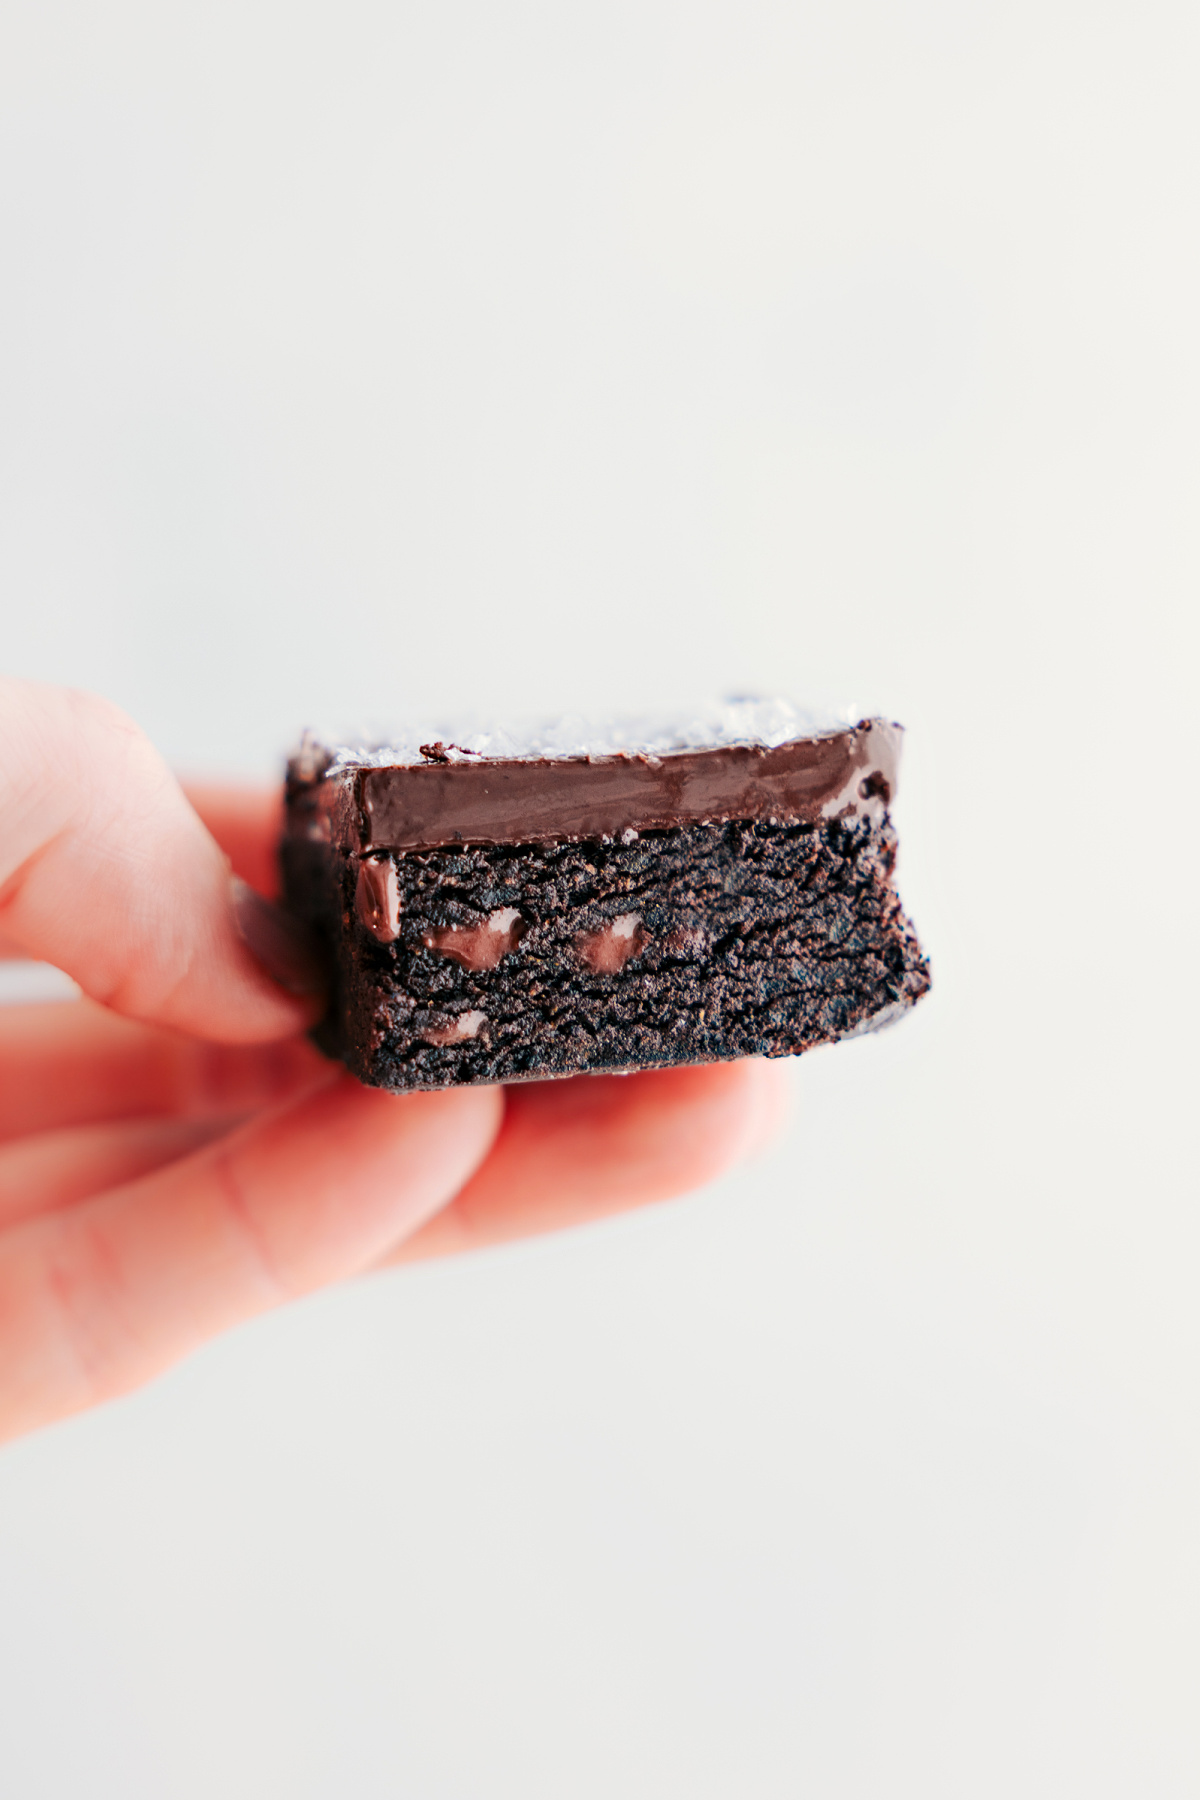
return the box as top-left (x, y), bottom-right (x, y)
top-left (281, 707), bottom-right (930, 1091)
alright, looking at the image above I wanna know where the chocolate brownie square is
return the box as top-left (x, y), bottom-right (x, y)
top-left (281, 702), bottom-right (930, 1091)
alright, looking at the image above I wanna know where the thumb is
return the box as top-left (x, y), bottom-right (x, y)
top-left (0, 678), bottom-right (319, 1043)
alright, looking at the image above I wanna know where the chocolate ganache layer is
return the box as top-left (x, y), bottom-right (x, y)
top-left (287, 719), bottom-right (901, 854)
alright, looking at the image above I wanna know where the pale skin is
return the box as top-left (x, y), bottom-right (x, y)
top-left (0, 678), bottom-right (787, 1444)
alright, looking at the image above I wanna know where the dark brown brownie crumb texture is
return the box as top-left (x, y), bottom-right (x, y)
top-left (283, 816), bottom-right (930, 1093)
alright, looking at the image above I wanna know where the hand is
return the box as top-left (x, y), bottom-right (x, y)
top-left (0, 679), bottom-right (786, 1443)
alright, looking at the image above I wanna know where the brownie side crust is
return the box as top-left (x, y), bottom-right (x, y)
top-left (282, 813), bottom-right (930, 1093)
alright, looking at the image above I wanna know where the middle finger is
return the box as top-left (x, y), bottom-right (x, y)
top-left (0, 1000), bottom-right (326, 1142)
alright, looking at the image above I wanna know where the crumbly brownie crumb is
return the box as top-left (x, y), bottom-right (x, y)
top-left (282, 813), bottom-right (929, 1092)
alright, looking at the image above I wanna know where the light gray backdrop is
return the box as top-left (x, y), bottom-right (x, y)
top-left (1, 1), bottom-right (1197, 1794)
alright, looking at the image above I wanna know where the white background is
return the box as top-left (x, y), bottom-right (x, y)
top-left (2, 1), bottom-right (1198, 1793)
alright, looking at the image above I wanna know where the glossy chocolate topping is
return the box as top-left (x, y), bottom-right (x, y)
top-left (288, 720), bottom-right (901, 854)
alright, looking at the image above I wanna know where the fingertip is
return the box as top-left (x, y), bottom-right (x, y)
top-left (624, 1057), bottom-right (787, 1190)
top-left (582, 1056), bottom-right (786, 1158)
top-left (509, 1056), bottom-right (786, 1201)
top-left (344, 1072), bottom-right (507, 1166)
top-left (739, 1057), bottom-right (794, 1158)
